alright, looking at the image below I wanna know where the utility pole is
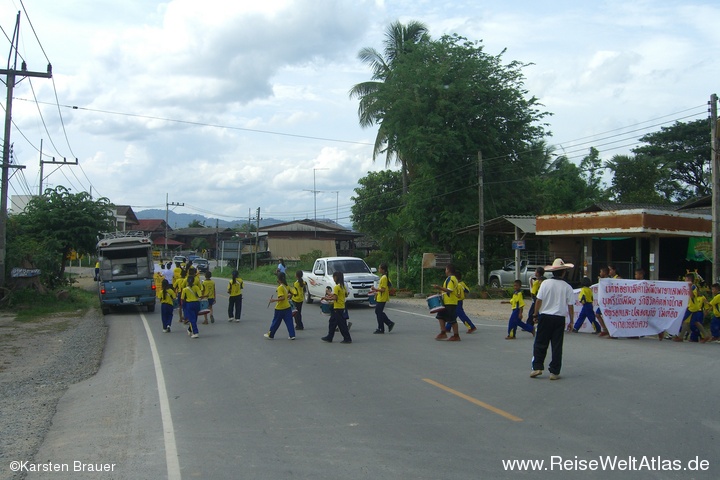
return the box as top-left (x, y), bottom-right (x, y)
top-left (38, 140), bottom-right (78, 195)
top-left (0, 12), bottom-right (52, 287)
top-left (254, 207), bottom-right (261, 270)
top-left (477, 151), bottom-right (485, 288)
top-left (165, 194), bottom-right (184, 256)
top-left (711, 94), bottom-right (719, 283)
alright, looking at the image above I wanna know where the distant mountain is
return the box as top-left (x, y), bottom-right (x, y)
top-left (136, 209), bottom-right (285, 229)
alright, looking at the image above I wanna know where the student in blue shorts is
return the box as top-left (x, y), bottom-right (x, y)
top-left (571, 277), bottom-right (601, 333)
top-left (502, 280), bottom-right (533, 339)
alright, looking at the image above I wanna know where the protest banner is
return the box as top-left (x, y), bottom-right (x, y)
top-left (595, 279), bottom-right (688, 337)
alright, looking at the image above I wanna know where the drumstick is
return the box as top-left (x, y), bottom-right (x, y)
top-left (267, 296), bottom-right (273, 308)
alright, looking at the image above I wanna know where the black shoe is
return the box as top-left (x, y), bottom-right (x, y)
top-left (340, 339), bottom-right (352, 344)
top-left (373, 329), bottom-right (384, 334)
top-left (388, 322), bottom-right (395, 332)
top-left (321, 336), bottom-right (332, 343)
top-left (295, 325), bottom-right (304, 331)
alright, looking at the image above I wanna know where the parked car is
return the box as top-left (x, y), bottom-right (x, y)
top-left (172, 255), bottom-right (187, 266)
top-left (488, 260), bottom-right (551, 289)
top-left (194, 258), bottom-right (209, 273)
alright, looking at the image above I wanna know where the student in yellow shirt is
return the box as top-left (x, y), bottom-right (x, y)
top-left (264, 272), bottom-right (296, 340)
top-left (708, 282), bottom-right (720, 342)
top-left (370, 263), bottom-right (395, 334)
top-left (321, 271), bottom-right (352, 343)
top-left (174, 268), bottom-right (188, 323)
top-left (227, 270), bottom-right (243, 322)
top-left (159, 279), bottom-right (176, 333)
top-left (200, 271), bottom-right (216, 324)
top-left (571, 277), bottom-right (601, 333)
top-left (432, 264), bottom-right (461, 342)
top-left (674, 273), bottom-right (709, 343)
top-left (290, 270), bottom-right (306, 331)
top-left (154, 268), bottom-right (165, 299)
top-left (181, 275), bottom-right (202, 338)
top-left (502, 280), bottom-right (533, 339)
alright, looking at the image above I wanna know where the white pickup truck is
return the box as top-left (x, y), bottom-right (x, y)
top-left (303, 257), bottom-right (378, 304)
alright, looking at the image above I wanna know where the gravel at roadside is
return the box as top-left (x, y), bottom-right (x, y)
top-left (0, 274), bottom-right (107, 480)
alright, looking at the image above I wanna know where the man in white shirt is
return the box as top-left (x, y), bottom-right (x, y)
top-left (530, 258), bottom-right (575, 380)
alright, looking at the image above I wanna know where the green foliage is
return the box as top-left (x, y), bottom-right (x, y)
top-left (299, 250), bottom-right (323, 271)
top-left (188, 219), bottom-right (206, 228)
top-left (7, 186), bottom-right (114, 285)
top-left (1, 285), bottom-right (97, 320)
top-left (605, 154), bottom-right (675, 204)
top-left (191, 237), bottom-right (210, 251)
top-left (632, 119), bottom-right (710, 201)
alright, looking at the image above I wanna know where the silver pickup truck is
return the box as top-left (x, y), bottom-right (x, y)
top-left (488, 260), bottom-right (546, 289)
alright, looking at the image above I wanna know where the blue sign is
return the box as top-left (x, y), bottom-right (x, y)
top-left (512, 240), bottom-right (526, 250)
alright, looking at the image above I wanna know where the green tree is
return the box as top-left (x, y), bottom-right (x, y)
top-left (378, 33), bottom-right (548, 251)
top-left (605, 154), bottom-right (674, 203)
top-left (191, 237), bottom-right (210, 252)
top-left (350, 20), bottom-right (430, 269)
top-left (351, 170), bottom-right (403, 234)
top-left (8, 186), bottom-right (115, 283)
top-left (188, 219), bottom-right (205, 228)
top-left (632, 119), bottom-right (710, 201)
top-left (349, 20), bottom-right (430, 170)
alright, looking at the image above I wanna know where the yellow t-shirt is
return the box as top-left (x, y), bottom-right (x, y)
top-left (530, 278), bottom-right (542, 297)
top-left (688, 285), bottom-right (703, 313)
top-left (578, 286), bottom-right (593, 304)
top-left (442, 275), bottom-right (460, 306)
top-left (181, 284), bottom-right (201, 302)
top-left (291, 280), bottom-right (305, 303)
top-left (458, 281), bottom-right (469, 301)
top-left (510, 291), bottom-right (525, 310)
top-left (709, 293), bottom-right (720, 317)
top-left (376, 275), bottom-right (390, 303)
top-left (202, 279), bottom-right (215, 299)
top-left (154, 271), bottom-right (164, 298)
top-left (174, 276), bottom-right (187, 291)
top-left (333, 284), bottom-right (346, 310)
top-left (160, 288), bottom-right (176, 306)
top-left (275, 284), bottom-right (290, 310)
top-left (228, 278), bottom-right (243, 296)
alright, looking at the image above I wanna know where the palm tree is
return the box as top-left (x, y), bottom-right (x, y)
top-left (349, 20), bottom-right (429, 270)
top-left (349, 20), bottom-right (429, 179)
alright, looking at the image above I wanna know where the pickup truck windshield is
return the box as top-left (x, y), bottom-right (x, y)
top-left (327, 259), bottom-right (371, 275)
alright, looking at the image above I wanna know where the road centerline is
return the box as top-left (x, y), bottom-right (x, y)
top-left (422, 378), bottom-right (523, 422)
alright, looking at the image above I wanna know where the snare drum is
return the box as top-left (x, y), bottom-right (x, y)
top-left (198, 299), bottom-right (211, 315)
top-left (426, 294), bottom-right (445, 313)
top-left (368, 293), bottom-right (377, 306)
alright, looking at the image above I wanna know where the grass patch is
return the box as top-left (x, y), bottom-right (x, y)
top-left (0, 287), bottom-right (98, 321)
top-left (211, 264), bottom-right (284, 285)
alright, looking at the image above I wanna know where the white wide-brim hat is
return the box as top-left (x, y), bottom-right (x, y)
top-left (544, 258), bottom-right (574, 271)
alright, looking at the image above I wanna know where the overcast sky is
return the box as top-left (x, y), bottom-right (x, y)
top-left (3, 0), bottom-right (718, 224)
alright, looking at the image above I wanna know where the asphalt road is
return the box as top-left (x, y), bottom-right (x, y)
top-left (27, 278), bottom-right (720, 479)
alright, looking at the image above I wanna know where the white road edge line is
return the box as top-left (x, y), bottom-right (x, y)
top-left (140, 313), bottom-right (182, 480)
top-left (386, 307), bottom-right (505, 327)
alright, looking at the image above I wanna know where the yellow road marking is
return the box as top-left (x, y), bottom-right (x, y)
top-left (422, 378), bottom-right (523, 422)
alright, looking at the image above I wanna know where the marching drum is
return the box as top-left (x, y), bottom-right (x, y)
top-left (368, 293), bottom-right (377, 306)
top-left (320, 301), bottom-right (332, 315)
top-left (198, 299), bottom-right (211, 315)
top-left (426, 294), bottom-right (445, 313)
